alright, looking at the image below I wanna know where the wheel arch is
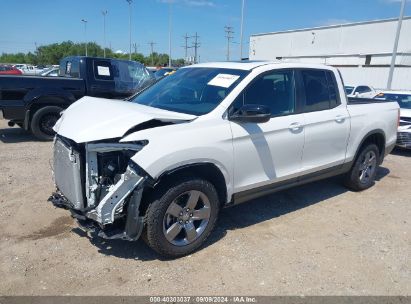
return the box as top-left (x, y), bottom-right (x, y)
top-left (355, 129), bottom-right (386, 165)
top-left (25, 95), bottom-right (74, 129)
top-left (139, 162), bottom-right (229, 216)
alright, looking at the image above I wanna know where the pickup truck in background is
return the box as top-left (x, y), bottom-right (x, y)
top-left (49, 61), bottom-right (399, 257)
top-left (0, 56), bottom-right (154, 140)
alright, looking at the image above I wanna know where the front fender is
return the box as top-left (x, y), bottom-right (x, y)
top-left (126, 119), bottom-right (235, 201)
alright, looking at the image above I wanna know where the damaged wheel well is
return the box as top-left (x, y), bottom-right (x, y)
top-left (139, 163), bottom-right (228, 216)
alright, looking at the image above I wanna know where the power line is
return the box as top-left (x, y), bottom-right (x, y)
top-left (224, 26), bottom-right (234, 61)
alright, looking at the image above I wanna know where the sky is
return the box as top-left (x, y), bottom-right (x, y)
top-left (0, 0), bottom-right (410, 61)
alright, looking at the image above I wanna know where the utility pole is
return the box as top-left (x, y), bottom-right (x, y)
top-left (224, 26), bottom-right (234, 61)
top-left (148, 41), bottom-right (156, 66)
top-left (239, 0), bottom-right (245, 60)
top-left (81, 19), bottom-right (88, 56)
top-left (132, 43), bottom-right (139, 55)
top-left (387, 0), bottom-right (406, 89)
top-left (102, 10), bottom-right (108, 58)
top-left (182, 33), bottom-right (190, 62)
top-left (192, 32), bottom-right (200, 64)
top-left (126, 0), bottom-right (132, 60)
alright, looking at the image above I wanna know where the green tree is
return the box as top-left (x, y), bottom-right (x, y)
top-left (0, 41), bottom-right (183, 67)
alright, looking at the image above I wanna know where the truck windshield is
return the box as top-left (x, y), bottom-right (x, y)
top-left (131, 67), bottom-right (249, 115)
top-left (111, 60), bottom-right (154, 94)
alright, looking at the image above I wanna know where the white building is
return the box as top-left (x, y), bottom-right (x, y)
top-left (249, 17), bottom-right (411, 90)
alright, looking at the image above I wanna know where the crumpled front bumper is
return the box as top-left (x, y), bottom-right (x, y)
top-left (49, 136), bottom-right (148, 241)
top-left (48, 186), bottom-right (145, 241)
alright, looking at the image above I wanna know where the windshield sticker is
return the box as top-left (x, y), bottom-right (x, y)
top-left (207, 74), bottom-right (240, 88)
top-left (97, 66), bottom-right (110, 76)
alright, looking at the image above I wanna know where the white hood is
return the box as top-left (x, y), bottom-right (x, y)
top-left (54, 97), bottom-right (196, 143)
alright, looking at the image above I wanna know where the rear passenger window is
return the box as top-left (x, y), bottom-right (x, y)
top-left (301, 69), bottom-right (340, 112)
top-left (93, 60), bottom-right (113, 80)
top-left (233, 69), bottom-right (295, 117)
top-left (325, 71), bottom-right (340, 108)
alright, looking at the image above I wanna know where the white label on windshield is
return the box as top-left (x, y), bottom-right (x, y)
top-left (97, 66), bottom-right (110, 76)
top-left (207, 74), bottom-right (240, 88)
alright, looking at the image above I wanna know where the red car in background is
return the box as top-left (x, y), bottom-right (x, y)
top-left (0, 65), bottom-right (23, 75)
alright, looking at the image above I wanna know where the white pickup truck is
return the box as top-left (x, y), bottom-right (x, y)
top-left (49, 61), bottom-right (399, 257)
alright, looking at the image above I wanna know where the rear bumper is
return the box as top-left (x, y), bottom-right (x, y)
top-left (0, 100), bottom-right (26, 122)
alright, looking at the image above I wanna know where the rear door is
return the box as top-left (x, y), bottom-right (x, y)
top-left (298, 69), bottom-right (350, 174)
top-left (88, 59), bottom-right (116, 98)
top-left (229, 69), bottom-right (306, 193)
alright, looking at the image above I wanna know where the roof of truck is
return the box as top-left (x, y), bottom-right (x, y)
top-left (186, 61), bottom-right (275, 70)
top-left (185, 60), bottom-right (336, 71)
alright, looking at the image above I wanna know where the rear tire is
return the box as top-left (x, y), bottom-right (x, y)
top-left (30, 106), bottom-right (63, 141)
top-left (144, 178), bottom-right (220, 258)
top-left (344, 144), bottom-right (380, 191)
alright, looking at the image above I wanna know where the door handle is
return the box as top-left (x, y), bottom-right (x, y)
top-left (289, 122), bottom-right (303, 132)
top-left (335, 115), bottom-right (345, 123)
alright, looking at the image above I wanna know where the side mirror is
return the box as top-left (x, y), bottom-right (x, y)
top-left (230, 104), bottom-right (271, 123)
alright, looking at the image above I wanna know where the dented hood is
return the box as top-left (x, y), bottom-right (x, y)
top-left (54, 96), bottom-right (196, 143)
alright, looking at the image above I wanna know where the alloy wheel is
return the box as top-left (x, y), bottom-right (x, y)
top-left (163, 190), bottom-right (211, 246)
top-left (358, 150), bottom-right (377, 184)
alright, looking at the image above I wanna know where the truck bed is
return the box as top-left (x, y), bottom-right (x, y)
top-left (347, 97), bottom-right (397, 105)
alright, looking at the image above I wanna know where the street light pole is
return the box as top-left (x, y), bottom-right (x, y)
top-left (126, 0), bottom-right (132, 61)
top-left (102, 10), bottom-right (108, 58)
top-left (239, 0), bottom-right (245, 60)
top-left (168, 2), bottom-right (172, 67)
top-left (387, 0), bottom-right (406, 89)
top-left (81, 19), bottom-right (88, 56)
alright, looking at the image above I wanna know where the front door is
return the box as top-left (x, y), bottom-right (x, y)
top-left (229, 69), bottom-right (306, 193)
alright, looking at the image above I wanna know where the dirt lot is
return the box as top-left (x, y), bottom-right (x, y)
top-left (0, 119), bottom-right (410, 296)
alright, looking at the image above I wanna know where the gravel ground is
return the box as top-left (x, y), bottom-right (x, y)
top-left (0, 119), bottom-right (410, 296)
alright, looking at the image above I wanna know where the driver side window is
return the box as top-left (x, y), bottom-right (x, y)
top-left (232, 69), bottom-right (296, 117)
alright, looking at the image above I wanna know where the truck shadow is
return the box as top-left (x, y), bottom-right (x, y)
top-left (0, 127), bottom-right (37, 143)
top-left (76, 167), bottom-right (390, 261)
top-left (391, 147), bottom-right (411, 157)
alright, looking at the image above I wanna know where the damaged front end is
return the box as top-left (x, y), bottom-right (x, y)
top-left (48, 135), bottom-right (150, 241)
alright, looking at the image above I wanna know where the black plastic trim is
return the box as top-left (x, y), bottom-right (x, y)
top-left (231, 162), bottom-right (353, 205)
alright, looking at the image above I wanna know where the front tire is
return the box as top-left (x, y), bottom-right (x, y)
top-left (344, 144), bottom-right (380, 191)
top-left (30, 106), bottom-right (63, 141)
top-left (144, 178), bottom-right (220, 258)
